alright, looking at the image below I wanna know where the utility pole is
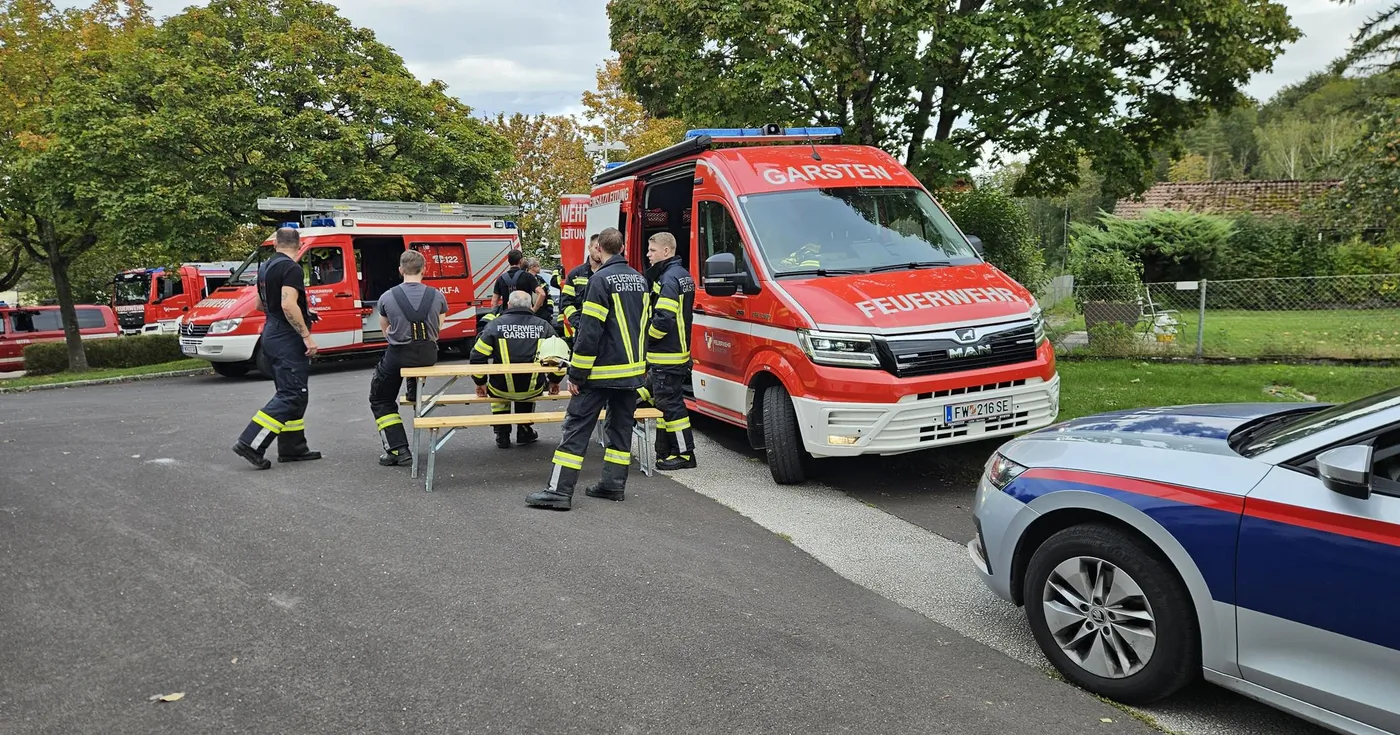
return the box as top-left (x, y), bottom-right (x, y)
top-left (584, 136), bottom-right (627, 174)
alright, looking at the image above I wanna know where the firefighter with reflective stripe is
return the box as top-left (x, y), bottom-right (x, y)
top-left (558, 234), bottom-right (601, 343)
top-left (369, 250), bottom-right (448, 466)
top-left (527, 227), bottom-right (649, 511)
top-left (643, 232), bottom-right (698, 470)
top-left (233, 227), bottom-right (322, 469)
top-left (469, 290), bottom-right (563, 448)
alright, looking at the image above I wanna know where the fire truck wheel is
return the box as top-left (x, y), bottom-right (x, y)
top-left (761, 383), bottom-right (809, 485)
top-left (211, 361), bottom-right (251, 378)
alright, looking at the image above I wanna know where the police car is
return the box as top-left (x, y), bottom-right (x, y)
top-left (970, 388), bottom-right (1400, 734)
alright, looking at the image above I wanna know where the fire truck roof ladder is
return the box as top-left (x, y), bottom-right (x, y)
top-left (257, 197), bottom-right (519, 226)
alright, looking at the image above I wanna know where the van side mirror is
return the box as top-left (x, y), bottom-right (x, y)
top-left (1317, 445), bottom-right (1372, 500)
top-left (966, 235), bottom-right (985, 257)
top-left (703, 253), bottom-right (742, 297)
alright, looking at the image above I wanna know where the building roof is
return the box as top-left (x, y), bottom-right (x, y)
top-left (1113, 180), bottom-right (1341, 219)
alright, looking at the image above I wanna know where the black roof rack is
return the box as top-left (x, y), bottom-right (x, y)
top-left (591, 135), bottom-right (713, 186)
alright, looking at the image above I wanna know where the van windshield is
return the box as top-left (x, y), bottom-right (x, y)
top-left (737, 186), bottom-right (979, 276)
top-left (227, 245), bottom-right (273, 286)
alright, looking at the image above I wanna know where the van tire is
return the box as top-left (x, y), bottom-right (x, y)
top-left (254, 345), bottom-right (274, 378)
top-left (761, 383), bottom-right (808, 485)
top-left (211, 361), bottom-right (250, 378)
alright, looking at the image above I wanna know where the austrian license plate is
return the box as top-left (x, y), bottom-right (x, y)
top-left (181, 344), bottom-right (197, 356)
top-left (945, 398), bottom-right (1014, 425)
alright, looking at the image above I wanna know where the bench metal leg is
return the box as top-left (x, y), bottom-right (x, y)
top-left (411, 379), bottom-right (425, 479)
top-left (425, 427), bottom-right (439, 492)
top-left (639, 418), bottom-right (655, 477)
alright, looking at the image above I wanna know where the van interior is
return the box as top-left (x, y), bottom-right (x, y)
top-left (638, 165), bottom-right (696, 273)
top-left (349, 236), bottom-right (406, 342)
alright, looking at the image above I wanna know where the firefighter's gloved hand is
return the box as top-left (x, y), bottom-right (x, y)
top-left (306, 311), bottom-right (321, 324)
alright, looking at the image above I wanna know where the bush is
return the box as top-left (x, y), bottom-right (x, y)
top-left (1070, 209), bottom-right (1234, 282)
top-left (1086, 322), bottom-right (1139, 357)
top-left (941, 187), bottom-right (1049, 291)
top-left (22, 334), bottom-right (185, 375)
top-left (1212, 214), bottom-right (1328, 280)
top-left (1070, 247), bottom-right (1141, 286)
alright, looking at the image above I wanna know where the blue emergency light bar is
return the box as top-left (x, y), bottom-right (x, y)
top-left (604, 162), bottom-right (626, 170)
top-left (684, 126), bottom-right (843, 141)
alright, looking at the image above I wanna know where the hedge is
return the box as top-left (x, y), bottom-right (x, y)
top-left (23, 333), bottom-right (186, 376)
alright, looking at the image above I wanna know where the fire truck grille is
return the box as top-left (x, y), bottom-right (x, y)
top-left (878, 323), bottom-right (1038, 377)
top-left (180, 323), bottom-right (210, 338)
top-left (117, 312), bottom-right (145, 329)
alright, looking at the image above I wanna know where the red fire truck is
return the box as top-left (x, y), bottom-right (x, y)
top-left (180, 197), bottom-right (520, 378)
top-left (112, 262), bottom-right (241, 335)
top-left (560, 126), bottom-right (1059, 484)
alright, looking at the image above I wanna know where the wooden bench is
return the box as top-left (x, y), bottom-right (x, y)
top-left (399, 393), bottom-right (571, 407)
top-left (412, 407), bottom-right (664, 492)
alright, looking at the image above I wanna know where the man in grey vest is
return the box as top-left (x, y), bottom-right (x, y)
top-left (369, 250), bottom-right (447, 466)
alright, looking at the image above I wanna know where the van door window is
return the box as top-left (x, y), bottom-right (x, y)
top-left (301, 247), bottom-right (346, 287)
top-left (411, 242), bottom-right (466, 279)
top-left (75, 308), bottom-right (107, 329)
top-left (698, 199), bottom-right (750, 277)
top-left (11, 311), bottom-right (61, 332)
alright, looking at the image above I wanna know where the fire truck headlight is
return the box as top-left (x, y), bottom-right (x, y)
top-left (797, 329), bottom-right (880, 368)
top-left (1029, 303), bottom-right (1046, 345)
top-left (210, 318), bottom-right (243, 335)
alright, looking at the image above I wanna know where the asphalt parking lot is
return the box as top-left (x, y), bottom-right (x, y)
top-left (1, 362), bottom-right (1159, 735)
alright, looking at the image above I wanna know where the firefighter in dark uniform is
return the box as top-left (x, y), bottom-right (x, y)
top-left (643, 232), bottom-right (697, 470)
top-left (233, 227), bottom-right (322, 469)
top-left (527, 227), bottom-right (648, 511)
top-left (469, 290), bottom-right (563, 448)
top-left (558, 234), bottom-right (601, 346)
top-left (369, 250), bottom-right (447, 466)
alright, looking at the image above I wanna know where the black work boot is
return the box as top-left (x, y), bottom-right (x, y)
top-left (380, 448), bottom-right (412, 466)
top-left (495, 428), bottom-right (512, 449)
top-left (525, 488), bottom-right (572, 510)
top-left (233, 441), bottom-right (271, 470)
top-left (516, 425), bottom-right (539, 446)
top-left (585, 462), bottom-right (627, 501)
top-left (657, 453), bottom-right (697, 471)
top-left (277, 430), bottom-right (321, 463)
top-left (584, 482), bottom-right (625, 501)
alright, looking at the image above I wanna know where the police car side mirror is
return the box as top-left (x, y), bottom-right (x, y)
top-left (1317, 445), bottom-right (1373, 500)
top-left (703, 253), bottom-right (741, 297)
top-left (966, 235), bottom-right (985, 258)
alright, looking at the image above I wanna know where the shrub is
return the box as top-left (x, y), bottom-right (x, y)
top-left (1212, 214), bottom-right (1328, 280)
top-left (23, 334), bottom-right (185, 375)
top-left (1085, 322), bottom-right (1139, 357)
top-left (942, 187), bottom-right (1048, 291)
top-left (1070, 209), bottom-right (1234, 282)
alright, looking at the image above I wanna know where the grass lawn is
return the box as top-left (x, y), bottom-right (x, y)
top-left (0, 359), bottom-right (208, 390)
top-left (1047, 303), bottom-right (1400, 359)
top-left (1057, 359), bottom-right (1400, 420)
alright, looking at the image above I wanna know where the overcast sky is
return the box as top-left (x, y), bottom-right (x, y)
top-left (141, 0), bottom-right (1386, 117)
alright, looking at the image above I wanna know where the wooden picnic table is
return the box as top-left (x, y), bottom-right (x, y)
top-left (399, 362), bottom-right (661, 492)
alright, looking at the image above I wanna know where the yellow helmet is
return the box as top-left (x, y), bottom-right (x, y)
top-left (537, 335), bottom-right (572, 366)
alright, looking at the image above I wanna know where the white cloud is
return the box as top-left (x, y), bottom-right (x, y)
top-left (407, 56), bottom-right (591, 94)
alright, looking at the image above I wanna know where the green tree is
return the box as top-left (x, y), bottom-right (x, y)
top-left (1334, 0), bottom-right (1400, 74)
top-left (941, 187), bottom-right (1047, 290)
top-left (607, 0), bottom-right (1299, 199)
top-left (61, 0), bottom-right (513, 256)
top-left (580, 58), bottom-right (689, 163)
top-left (490, 113), bottom-right (594, 263)
top-left (0, 0), bottom-right (152, 371)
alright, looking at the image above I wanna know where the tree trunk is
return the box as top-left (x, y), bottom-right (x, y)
top-left (46, 249), bottom-right (89, 372)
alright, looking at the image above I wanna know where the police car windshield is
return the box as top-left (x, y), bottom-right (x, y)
top-left (738, 187), bottom-right (979, 276)
top-left (227, 245), bottom-right (272, 286)
top-left (113, 274), bottom-right (150, 305)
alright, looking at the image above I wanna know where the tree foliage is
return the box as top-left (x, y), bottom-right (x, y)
top-left (940, 187), bottom-right (1046, 291)
top-left (490, 113), bottom-right (593, 263)
top-left (607, 0), bottom-right (1299, 198)
top-left (1070, 210), bottom-right (1235, 282)
top-left (1325, 96), bottom-right (1400, 236)
top-left (580, 58), bottom-right (688, 163)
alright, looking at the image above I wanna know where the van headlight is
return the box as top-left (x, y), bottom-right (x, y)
top-left (796, 329), bottom-right (880, 368)
top-left (210, 318), bottom-right (242, 335)
top-left (1029, 303), bottom-right (1046, 345)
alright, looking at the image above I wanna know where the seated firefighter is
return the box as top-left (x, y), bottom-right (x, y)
top-left (469, 290), bottom-right (564, 448)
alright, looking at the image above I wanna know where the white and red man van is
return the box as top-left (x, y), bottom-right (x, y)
top-left (112, 262), bottom-right (242, 334)
top-left (560, 126), bottom-right (1060, 483)
top-left (180, 197), bottom-right (521, 378)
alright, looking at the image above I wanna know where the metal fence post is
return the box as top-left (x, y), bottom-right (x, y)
top-left (1196, 279), bottom-right (1207, 358)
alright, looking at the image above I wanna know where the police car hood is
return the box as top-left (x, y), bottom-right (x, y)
top-left (778, 263), bottom-right (1034, 330)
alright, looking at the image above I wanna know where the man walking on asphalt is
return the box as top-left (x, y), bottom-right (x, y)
top-left (642, 232), bottom-right (697, 470)
top-left (527, 227), bottom-right (648, 511)
top-left (369, 250), bottom-right (448, 467)
top-left (233, 227), bottom-right (322, 469)
top-left (469, 290), bottom-right (563, 449)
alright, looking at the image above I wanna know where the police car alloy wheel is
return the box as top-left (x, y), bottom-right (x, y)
top-left (1022, 523), bottom-right (1199, 705)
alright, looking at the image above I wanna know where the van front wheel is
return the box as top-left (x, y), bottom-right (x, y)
top-left (211, 361), bottom-right (251, 378)
top-left (761, 383), bottom-right (809, 485)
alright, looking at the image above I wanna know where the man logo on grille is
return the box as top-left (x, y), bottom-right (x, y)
top-left (954, 328), bottom-right (978, 343)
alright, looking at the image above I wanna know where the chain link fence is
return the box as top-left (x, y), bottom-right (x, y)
top-left (1047, 274), bottom-right (1400, 360)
